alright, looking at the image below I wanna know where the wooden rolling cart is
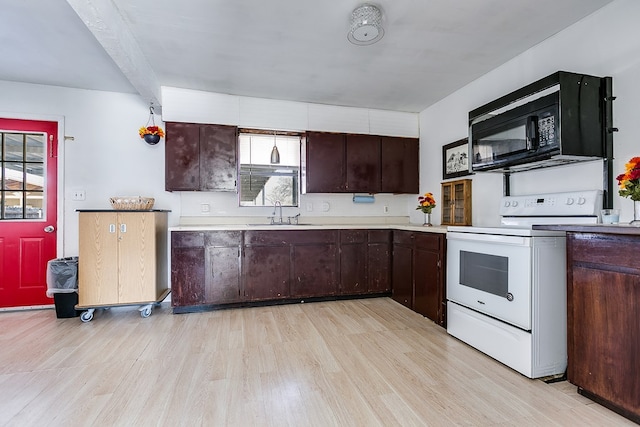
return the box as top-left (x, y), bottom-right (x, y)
top-left (76, 209), bottom-right (170, 322)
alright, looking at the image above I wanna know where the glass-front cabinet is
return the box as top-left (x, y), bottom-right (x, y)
top-left (441, 179), bottom-right (472, 226)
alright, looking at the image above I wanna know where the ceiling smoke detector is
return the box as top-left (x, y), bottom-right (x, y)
top-left (348, 4), bottom-right (384, 46)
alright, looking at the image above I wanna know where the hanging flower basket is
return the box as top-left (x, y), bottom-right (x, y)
top-left (139, 104), bottom-right (164, 145)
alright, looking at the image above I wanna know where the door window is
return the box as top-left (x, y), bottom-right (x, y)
top-left (1, 132), bottom-right (46, 219)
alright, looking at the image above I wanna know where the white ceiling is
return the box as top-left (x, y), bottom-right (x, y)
top-left (1, 0), bottom-right (613, 113)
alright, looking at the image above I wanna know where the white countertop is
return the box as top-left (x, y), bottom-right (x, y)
top-left (169, 223), bottom-right (447, 234)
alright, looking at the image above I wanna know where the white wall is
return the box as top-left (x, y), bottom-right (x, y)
top-left (0, 81), bottom-right (180, 256)
top-left (0, 82), bottom-right (419, 257)
top-left (161, 86), bottom-right (420, 222)
top-left (419, 0), bottom-right (640, 226)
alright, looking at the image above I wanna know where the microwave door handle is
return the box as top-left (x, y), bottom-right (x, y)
top-left (526, 116), bottom-right (539, 151)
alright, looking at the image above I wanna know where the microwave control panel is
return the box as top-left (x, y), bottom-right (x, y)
top-left (538, 116), bottom-right (556, 147)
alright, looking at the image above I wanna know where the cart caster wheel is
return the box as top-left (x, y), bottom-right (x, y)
top-left (140, 307), bottom-right (152, 318)
top-left (80, 311), bottom-right (93, 322)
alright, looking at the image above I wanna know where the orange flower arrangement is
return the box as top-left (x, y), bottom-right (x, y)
top-left (138, 125), bottom-right (165, 139)
top-left (616, 156), bottom-right (640, 201)
top-left (416, 192), bottom-right (436, 214)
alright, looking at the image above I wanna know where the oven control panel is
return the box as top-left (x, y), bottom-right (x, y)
top-left (499, 190), bottom-right (602, 217)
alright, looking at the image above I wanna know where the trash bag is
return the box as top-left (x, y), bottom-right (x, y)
top-left (46, 257), bottom-right (78, 295)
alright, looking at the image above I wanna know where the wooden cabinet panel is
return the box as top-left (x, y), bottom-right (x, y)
top-left (78, 212), bottom-right (119, 306)
top-left (244, 245), bottom-right (290, 301)
top-left (291, 244), bottom-right (338, 297)
top-left (346, 134), bottom-right (380, 193)
top-left (381, 137), bottom-right (419, 194)
top-left (165, 122), bottom-right (201, 191)
top-left (391, 230), bottom-right (445, 325)
top-left (413, 247), bottom-right (440, 321)
top-left (200, 124), bottom-right (237, 191)
top-left (171, 246), bottom-right (206, 306)
top-left (368, 242), bottom-right (391, 293)
top-left (305, 131), bottom-right (345, 192)
top-left (205, 246), bottom-right (241, 304)
top-left (392, 243), bottom-right (413, 308)
top-left (165, 122), bottom-right (237, 192)
top-left (567, 233), bottom-right (640, 423)
top-left (340, 241), bottom-right (367, 295)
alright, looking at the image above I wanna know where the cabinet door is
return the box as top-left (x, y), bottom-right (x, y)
top-left (78, 212), bottom-right (119, 306)
top-left (392, 243), bottom-right (413, 308)
top-left (569, 266), bottom-right (640, 417)
top-left (381, 137), bottom-right (419, 193)
top-left (441, 183), bottom-right (453, 225)
top-left (368, 229), bottom-right (391, 293)
top-left (346, 134), bottom-right (380, 193)
top-left (339, 230), bottom-right (367, 295)
top-left (291, 244), bottom-right (338, 297)
top-left (165, 122), bottom-right (201, 191)
top-left (305, 132), bottom-right (346, 192)
top-left (200, 124), bottom-right (237, 191)
top-left (117, 212), bottom-right (158, 303)
top-left (413, 247), bottom-right (440, 322)
top-left (244, 245), bottom-right (290, 301)
top-left (205, 245), bottom-right (242, 304)
top-left (171, 234), bottom-right (206, 308)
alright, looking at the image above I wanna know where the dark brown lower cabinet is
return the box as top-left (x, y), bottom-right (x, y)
top-left (171, 231), bottom-right (241, 307)
top-left (243, 245), bottom-right (290, 301)
top-left (392, 230), bottom-right (445, 326)
top-left (339, 230), bottom-right (392, 295)
top-left (567, 232), bottom-right (640, 424)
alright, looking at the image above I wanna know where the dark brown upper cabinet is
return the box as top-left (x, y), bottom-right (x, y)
top-left (304, 131), bottom-right (346, 193)
top-left (381, 136), bottom-right (419, 194)
top-left (165, 122), bottom-right (238, 192)
top-left (304, 131), bottom-right (418, 194)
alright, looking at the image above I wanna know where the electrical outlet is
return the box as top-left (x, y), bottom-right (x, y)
top-left (201, 203), bottom-right (210, 213)
top-left (72, 190), bottom-right (85, 201)
top-left (383, 205), bottom-right (389, 213)
top-left (306, 202), bottom-right (313, 212)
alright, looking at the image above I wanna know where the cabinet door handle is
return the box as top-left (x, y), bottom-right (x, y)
top-left (120, 223), bottom-right (127, 233)
top-left (109, 224), bottom-right (116, 233)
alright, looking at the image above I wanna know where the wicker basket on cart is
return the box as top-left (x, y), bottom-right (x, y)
top-left (109, 196), bottom-right (155, 210)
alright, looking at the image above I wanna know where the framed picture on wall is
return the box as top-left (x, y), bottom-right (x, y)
top-left (442, 138), bottom-right (472, 180)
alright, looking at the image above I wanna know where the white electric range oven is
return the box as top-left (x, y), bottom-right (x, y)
top-left (446, 190), bottom-right (602, 378)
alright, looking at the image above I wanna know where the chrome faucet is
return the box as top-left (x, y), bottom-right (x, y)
top-left (272, 201), bottom-right (283, 224)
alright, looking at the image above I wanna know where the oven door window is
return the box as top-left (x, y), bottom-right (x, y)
top-left (460, 251), bottom-right (508, 298)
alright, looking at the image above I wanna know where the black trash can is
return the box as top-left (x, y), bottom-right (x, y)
top-left (46, 257), bottom-right (80, 318)
top-left (53, 292), bottom-right (80, 318)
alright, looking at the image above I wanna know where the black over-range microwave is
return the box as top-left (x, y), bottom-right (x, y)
top-left (470, 72), bottom-right (607, 172)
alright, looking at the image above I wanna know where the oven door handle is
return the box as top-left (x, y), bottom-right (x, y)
top-left (447, 232), bottom-right (531, 247)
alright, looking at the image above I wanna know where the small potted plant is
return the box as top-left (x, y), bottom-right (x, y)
top-left (416, 192), bottom-right (436, 226)
top-left (139, 125), bottom-right (165, 145)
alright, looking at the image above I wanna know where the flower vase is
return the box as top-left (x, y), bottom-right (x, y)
top-left (631, 200), bottom-right (640, 227)
top-left (423, 212), bottom-right (432, 227)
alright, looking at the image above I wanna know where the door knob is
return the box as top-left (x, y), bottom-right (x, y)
top-left (44, 225), bottom-right (55, 233)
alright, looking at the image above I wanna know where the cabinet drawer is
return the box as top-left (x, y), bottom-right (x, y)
top-left (369, 229), bottom-right (391, 243)
top-left (245, 230), bottom-right (338, 245)
top-left (414, 233), bottom-right (442, 251)
top-left (172, 231), bottom-right (205, 248)
top-left (393, 230), bottom-right (414, 245)
top-left (569, 233), bottom-right (640, 270)
top-left (340, 230), bottom-right (367, 243)
top-left (203, 231), bottom-right (242, 247)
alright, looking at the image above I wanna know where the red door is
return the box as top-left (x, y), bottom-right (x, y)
top-left (0, 118), bottom-right (58, 308)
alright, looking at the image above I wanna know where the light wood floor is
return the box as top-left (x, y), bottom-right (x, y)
top-left (0, 297), bottom-right (633, 426)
